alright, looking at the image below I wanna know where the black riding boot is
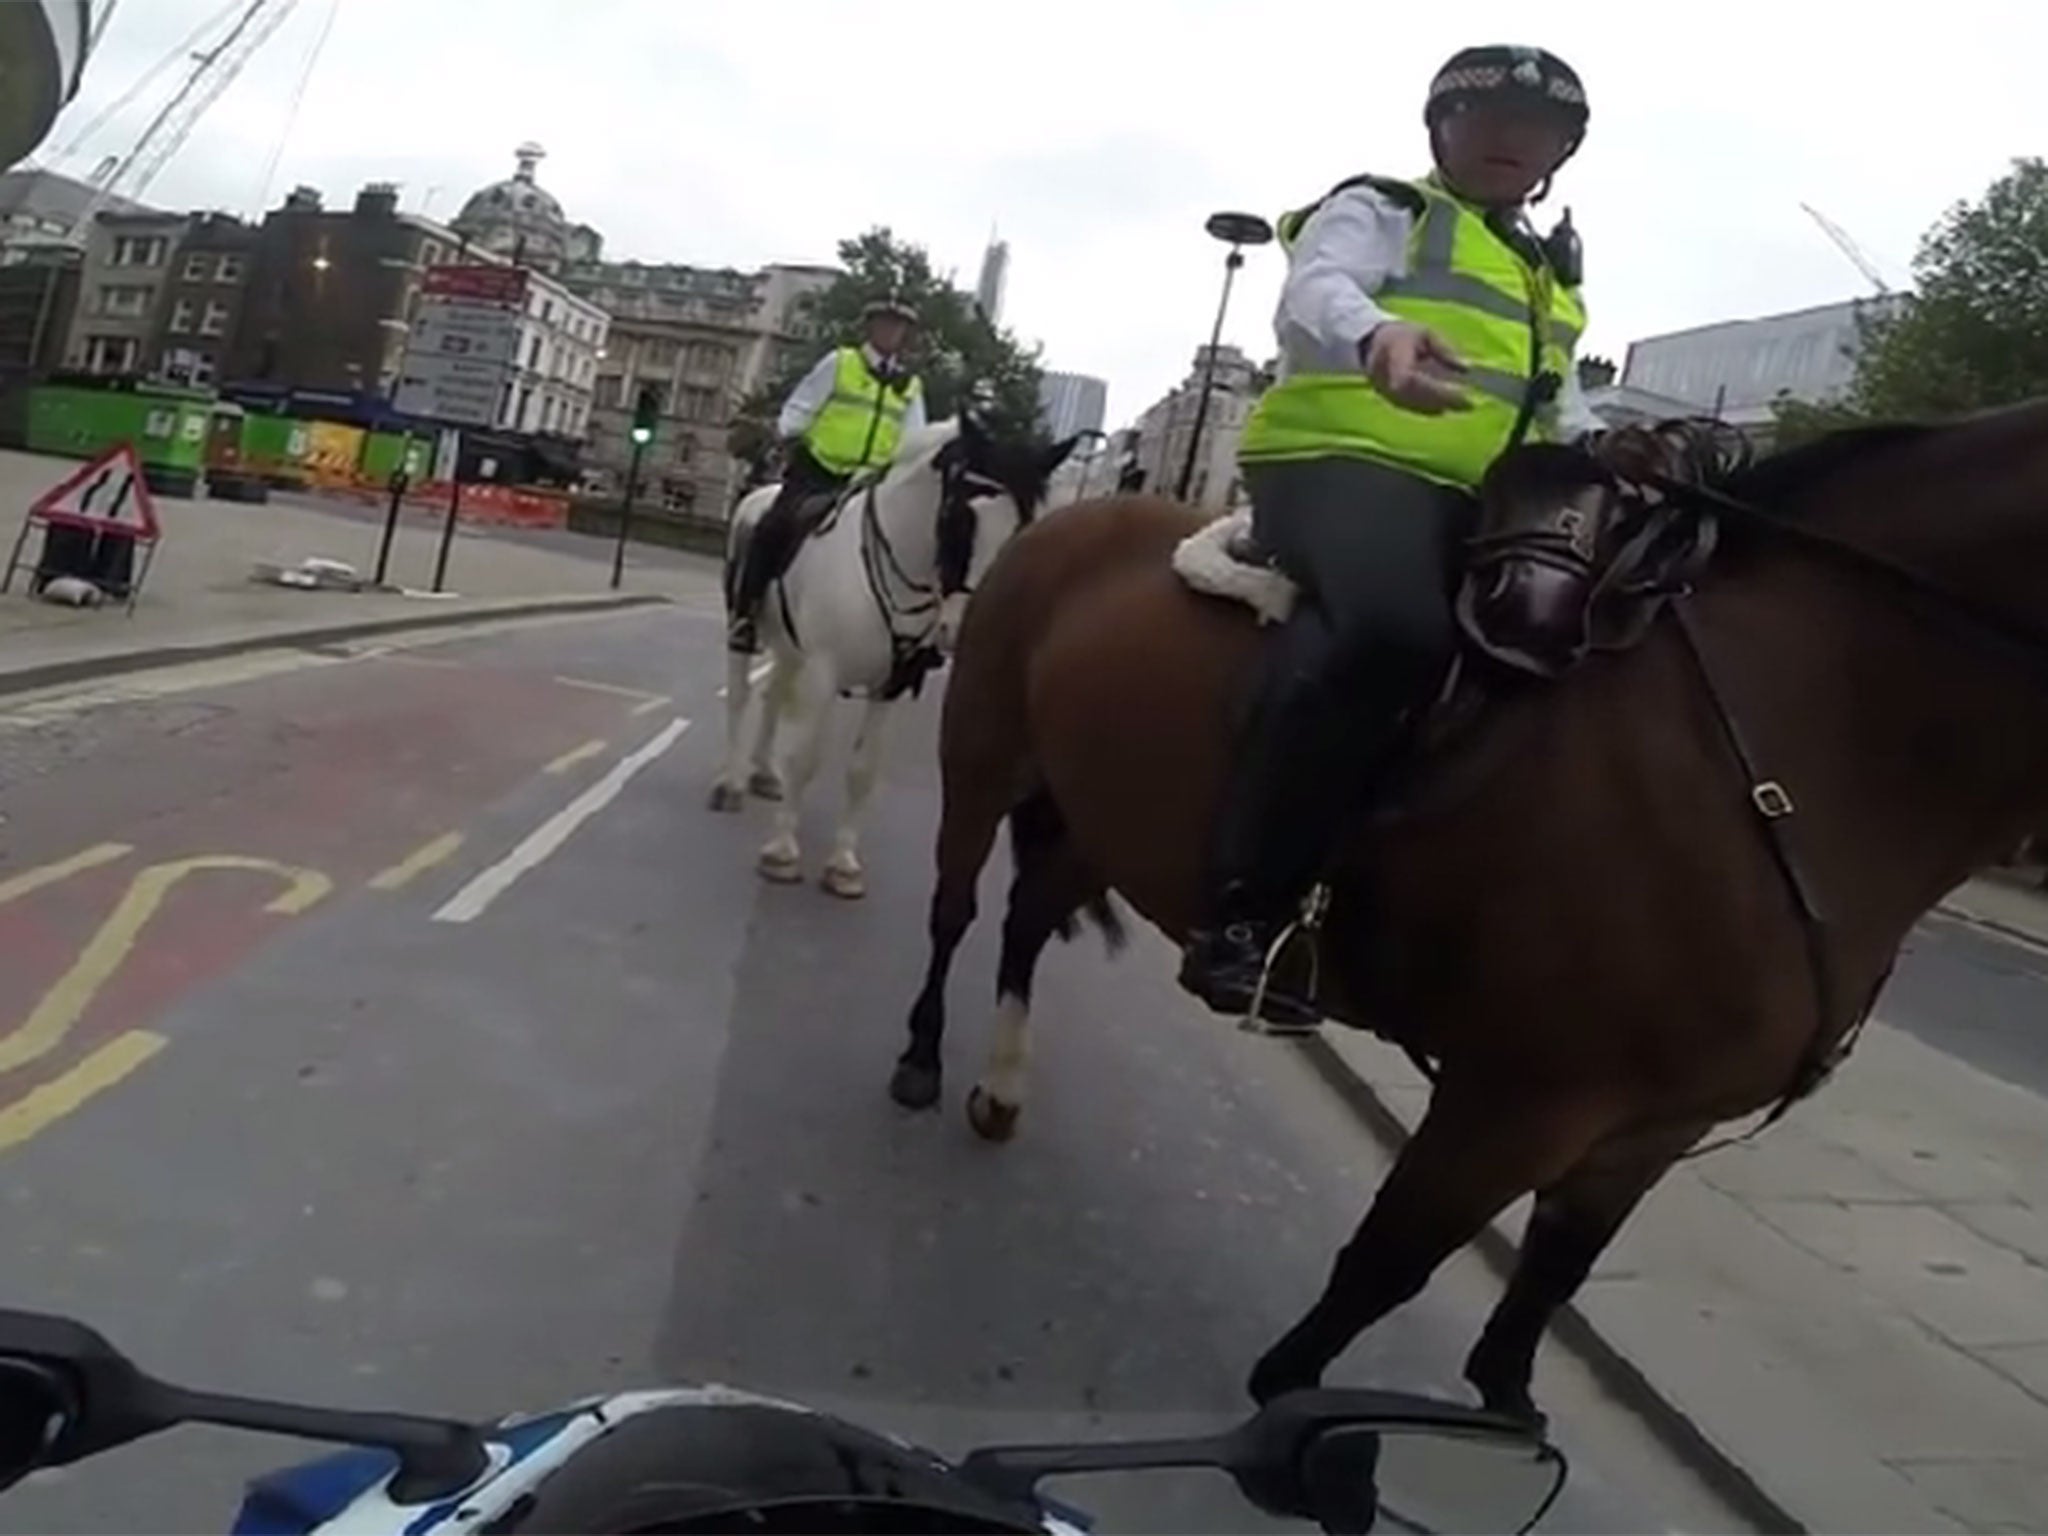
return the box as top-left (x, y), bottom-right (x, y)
top-left (1179, 611), bottom-right (1364, 1028)
top-left (727, 494), bottom-right (805, 654)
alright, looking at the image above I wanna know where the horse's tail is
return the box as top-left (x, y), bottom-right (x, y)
top-left (1008, 789), bottom-right (1128, 955)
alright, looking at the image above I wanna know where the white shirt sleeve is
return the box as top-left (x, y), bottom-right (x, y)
top-left (776, 351), bottom-right (840, 439)
top-left (1276, 185), bottom-right (1416, 355)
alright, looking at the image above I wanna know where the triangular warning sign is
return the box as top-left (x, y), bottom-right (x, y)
top-left (29, 442), bottom-right (160, 539)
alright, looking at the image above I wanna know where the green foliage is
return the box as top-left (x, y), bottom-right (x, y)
top-left (1771, 158), bottom-right (2048, 443)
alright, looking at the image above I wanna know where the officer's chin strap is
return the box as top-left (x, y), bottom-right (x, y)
top-left (1239, 882), bottom-right (1332, 1039)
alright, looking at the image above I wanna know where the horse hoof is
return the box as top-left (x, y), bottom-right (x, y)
top-left (748, 770), bottom-right (785, 802)
top-left (966, 1085), bottom-right (1020, 1143)
top-left (708, 783), bottom-right (745, 813)
top-left (820, 863), bottom-right (866, 900)
top-left (757, 847), bottom-right (803, 884)
top-left (890, 1061), bottom-right (942, 1111)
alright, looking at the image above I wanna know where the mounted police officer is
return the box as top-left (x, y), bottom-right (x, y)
top-left (728, 296), bottom-right (927, 654)
top-left (1178, 44), bottom-right (1604, 1026)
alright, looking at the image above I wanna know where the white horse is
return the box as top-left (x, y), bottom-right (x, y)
top-left (710, 415), bottom-right (1080, 898)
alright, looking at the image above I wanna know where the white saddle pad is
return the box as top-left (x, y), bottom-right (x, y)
top-left (1171, 509), bottom-right (1298, 625)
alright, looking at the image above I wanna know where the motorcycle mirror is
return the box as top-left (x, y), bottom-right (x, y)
top-left (0, 1310), bottom-right (489, 1502)
top-left (959, 1388), bottom-right (1564, 1534)
top-left (1300, 1422), bottom-right (1566, 1535)
top-left (0, 1312), bottom-right (175, 1488)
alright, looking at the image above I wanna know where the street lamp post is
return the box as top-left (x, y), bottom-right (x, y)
top-left (1175, 211), bottom-right (1273, 505)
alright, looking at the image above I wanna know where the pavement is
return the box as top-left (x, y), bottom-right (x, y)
top-left (0, 446), bottom-right (708, 694)
top-left (0, 604), bottom-right (1746, 1535)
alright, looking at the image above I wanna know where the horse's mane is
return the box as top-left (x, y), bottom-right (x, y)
top-left (1721, 421), bottom-right (1934, 507)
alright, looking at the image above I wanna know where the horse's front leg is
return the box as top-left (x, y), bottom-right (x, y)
top-left (1251, 1080), bottom-right (1608, 1405)
top-left (1462, 1120), bottom-right (1698, 1426)
top-left (820, 696), bottom-right (893, 899)
top-left (757, 656), bottom-right (832, 884)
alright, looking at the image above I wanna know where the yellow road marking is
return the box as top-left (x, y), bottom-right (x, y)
top-left (543, 738), bottom-right (608, 776)
top-left (0, 843), bottom-right (133, 909)
top-left (367, 832), bottom-right (465, 891)
top-left (0, 856), bottom-right (332, 1075)
top-left (0, 1030), bottom-right (165, 1153)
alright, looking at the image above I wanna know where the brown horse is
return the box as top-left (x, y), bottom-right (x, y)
top-left (887, 399), bottom-right (2048, 1423)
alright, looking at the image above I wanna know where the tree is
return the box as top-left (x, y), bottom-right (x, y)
top-left (1576, 354), bottom-right (1616, 390)
top-left (1771, 157), bottom-right (2048, 442)
top-left (728, 227), bottom-right (1047, 477)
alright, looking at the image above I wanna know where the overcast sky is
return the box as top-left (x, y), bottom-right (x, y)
top-left (44, 0), bottom-right (2048, 427)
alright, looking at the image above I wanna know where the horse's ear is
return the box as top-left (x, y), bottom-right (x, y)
top-left (1040, 433), bottom-right (1084, 476)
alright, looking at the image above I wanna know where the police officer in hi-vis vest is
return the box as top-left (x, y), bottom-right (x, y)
top-left (727, 296), bottom-right (927, 654)
top-left (1178, 45), bottom-right (1604, 1027)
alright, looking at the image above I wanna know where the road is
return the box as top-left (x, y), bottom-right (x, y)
top-left (1886, 912), bottom-right (2048, 1099)
top-left (0, 599), bottom-right (1747, 1534)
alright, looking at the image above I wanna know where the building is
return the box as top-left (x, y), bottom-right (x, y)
top-left (0, 167), bottom-right (148, 261)
top-left (224, 179), bottom-right (602, 437)
top-left (60, 207), bottom-right (189, 374)
top-left (499, 269), bottom-right (606, 439)
top-left (448, 143), bottom-right (602, 273)
top-left (974, 234), bottom-right (1008, 325)
top-left (1619, 297), bottom-right (1902, 430)
top-left (561, 256), bottom-right (833, 513)
top-left (1038, 369), bottom-right (1107, 439)
top-left (1584, 380), bottom-right (1705, 431)
top-left (155, 212), bottom-right (255, 387)
top-left (1130, 343), bottom-right (1265, 510)
top-left (445, 143), bottom-right (827, 508)
top-left (0, 251), bottom-right (76, 377)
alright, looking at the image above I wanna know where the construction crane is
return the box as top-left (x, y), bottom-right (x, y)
top-left (1800, 202), bottom-right (1892, 295)
top-left (62, 0), bottom-right (301, 240)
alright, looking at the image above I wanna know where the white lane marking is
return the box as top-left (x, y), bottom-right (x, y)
top-left (432, 717), bottom-right (690, 924)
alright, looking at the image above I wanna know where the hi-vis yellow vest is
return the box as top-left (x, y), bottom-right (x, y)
top-left (1239, 174), bottom-right (1586, 490)
top-left (802, 346), bottom-right (923, 475)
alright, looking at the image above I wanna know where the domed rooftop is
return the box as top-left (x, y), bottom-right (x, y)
top-left (451, 142), bottom-right (570, 268)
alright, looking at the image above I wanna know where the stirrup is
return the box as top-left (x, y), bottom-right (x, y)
top-left (1239, 882), bottom-right (1330, 1038)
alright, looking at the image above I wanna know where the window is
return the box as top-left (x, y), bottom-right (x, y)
top-left (181, 252), bottom-right (212, 281)
top-left (199, 301), bottom-right (230, 337)
top-left (215, 253), bottom-right (244, 283)
top-left (83, 335), bottom-right (138, 373)
top-left (525, 332), bottom-right (541, 369)
top-left (111, 235), bottom-right (167, 267)
top-left (167, 299), bottom-right (195, 334)
top-left (98, 284), bottom-right (151, 317)
top-left (596, 372), bottom-right (623, 407)
top-left (672, 434), bottom-right (693, 465)
top-left (542, 395), bottom-right (559, 431)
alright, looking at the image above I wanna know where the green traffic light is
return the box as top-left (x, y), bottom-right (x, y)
top-left (630, 426), bottom-right (652, 445)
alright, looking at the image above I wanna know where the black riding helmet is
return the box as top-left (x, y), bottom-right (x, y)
top-left (1425, 45), bottom-right (1589, 161)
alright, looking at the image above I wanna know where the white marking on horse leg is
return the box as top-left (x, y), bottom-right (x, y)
top-left (758, 659), bottom-right (830, 880)
top-left (824, 699), bottom-right (891, 890)
top-left (978, 993), bottom-right (1032, 1110)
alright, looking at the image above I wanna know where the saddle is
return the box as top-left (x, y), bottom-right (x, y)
top-left (1173, 421), bottom-right (1746, 809)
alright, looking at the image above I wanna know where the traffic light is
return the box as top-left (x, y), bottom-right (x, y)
top-left (630, 384), bottom-right (661, 446)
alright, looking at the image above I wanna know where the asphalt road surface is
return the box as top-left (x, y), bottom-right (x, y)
top-left (0, 599), bottom-right (1750, 1533)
